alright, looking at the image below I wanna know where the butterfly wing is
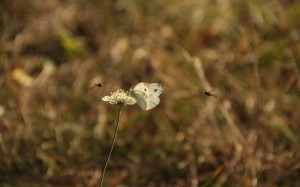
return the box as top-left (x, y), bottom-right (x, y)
top-left (144, 96), bottom-right (160, 110)
top-left (132, 83), bottom-right (148, 94)
top-left (131, 93), bottom-right (160, 110)
top-left (148, 83), bottom-right (165, 96)
top-left (130, 82), bottom-right (164, 110)
top-left (130, 92), bottom-right (148, 110)
top-left (130, 83), bottom-right (148, 110)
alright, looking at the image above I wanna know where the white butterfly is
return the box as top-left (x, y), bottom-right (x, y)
top-left (130, 82), bottom-right (165, 110)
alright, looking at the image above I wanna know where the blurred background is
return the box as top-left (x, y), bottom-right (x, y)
top-left (1, 0), bottom-right (300, 186)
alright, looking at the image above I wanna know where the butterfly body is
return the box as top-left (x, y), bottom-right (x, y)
top-left (130, 82), bottom-right (165, 110)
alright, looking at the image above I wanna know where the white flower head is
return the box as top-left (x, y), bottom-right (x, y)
top-left (102, 89), bottom-right (136, 105)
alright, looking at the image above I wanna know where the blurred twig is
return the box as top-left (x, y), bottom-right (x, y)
top-left (288, 49), bottom-right (300, 88)
top-left (247, 0), bottom-right (261, 114)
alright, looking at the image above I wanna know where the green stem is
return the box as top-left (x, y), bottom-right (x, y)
top-left (99, 105), bottom-right (122, 187)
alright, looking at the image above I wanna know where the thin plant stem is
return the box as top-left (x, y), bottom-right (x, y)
top-left (98, 105), bottom-right (122, 187)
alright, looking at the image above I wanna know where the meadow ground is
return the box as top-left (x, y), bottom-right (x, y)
top-left (0, 0), bottom-right (300, 186)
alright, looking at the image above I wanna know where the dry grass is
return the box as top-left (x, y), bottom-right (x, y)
top-left (0, 0), bottom-right (300, 186)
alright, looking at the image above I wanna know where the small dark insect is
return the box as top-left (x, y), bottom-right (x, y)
top-left (204, 91), bottom-right (217, 98)
top-left (94, 83), bottom-right (104, 87)
top-left (90, 82), bottom-right (106, 89)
